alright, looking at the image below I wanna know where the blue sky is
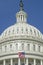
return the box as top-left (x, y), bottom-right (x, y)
top-left (0, 0), bottom-right (43, 34)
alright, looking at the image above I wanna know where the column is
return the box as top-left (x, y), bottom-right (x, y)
top-left (41, 60), bottom-right (42, 65)
top-left (11, 59), bottom-right (13, 65)
top-left (3, 60), bottom-right (5, 65)
top-left (18, 58), bottom-right (20, 65)
top-left (34, 59), bottom-right (36, 65)
top-left (26, 58), bottom-right (28, 65)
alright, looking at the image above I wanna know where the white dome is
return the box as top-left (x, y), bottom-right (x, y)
top-left (1, 22), bottom-right (42, 39)
top-left (0, 11), bottom-right (43, 40)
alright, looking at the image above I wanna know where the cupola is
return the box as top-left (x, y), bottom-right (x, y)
top-left (16, 0), bottom-right (27, 23)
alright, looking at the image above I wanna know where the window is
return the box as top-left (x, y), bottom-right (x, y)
top-left (38, 46), bottom-right (40, 52)
top-left (22, 43), bottom-right (24, 50)
top-left (5, 46), bottom-right (7, 52)
top-left (17, 28), bottom-right (19, 33)
top-left (10, 44), bottom-right (12, 51)
top-left (21, 28), bottom-right (23, 33)
top-left (12, 29), bottom-right (14, 34)
top-left (30, 29), bottom-right (32, 34)
top-left (8, 30), bottom-right (10, 35)
top-left (21, 15), bottom-right (22, 20)
top-left (33, 45), bottom-right (35, 51)
top-left (10, 44), bottom-right (12, 48)
top-left (16, 44), bottom-right (18, 50)
top-left (26, 28), bottom-right (28, 34)
top-left (34, 30), bottom-right (36, 35)
top-left (27, 44), bottom-right (30, 50)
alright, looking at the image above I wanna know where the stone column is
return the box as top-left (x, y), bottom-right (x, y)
top-left (3, 60), bottom-right (5, 65)
top-left (26, 58), bottom-right (28, 65)
top-left (41, 60), bottom-right (42, 65)
top-left (11, 59), bottom-right (13, 65)
top-left (18, 58), bottom-right (20, 65)
top-left (34, 59), bottom-right (36, 65)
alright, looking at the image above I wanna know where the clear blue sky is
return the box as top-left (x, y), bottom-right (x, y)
top-left (0, 0), bottom-right (43, 34)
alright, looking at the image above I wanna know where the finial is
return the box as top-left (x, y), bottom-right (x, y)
top-left (19, 0), bottom-right (24, 11)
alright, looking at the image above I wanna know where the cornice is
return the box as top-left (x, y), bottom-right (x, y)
top-left (0, 35), bottom-right (43, 44)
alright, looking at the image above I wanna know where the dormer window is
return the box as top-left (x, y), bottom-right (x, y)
top-left (30, 28), bottom-right (32, 34)
top-left (26, 28), bottom-right (28, 33)
top-left (8, 30), bottom-right (10, 35)
top-left (34, 30), bottom-right (36, 35)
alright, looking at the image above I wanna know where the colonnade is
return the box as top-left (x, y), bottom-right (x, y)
top-left (2, 58), bottom-right (43, 65)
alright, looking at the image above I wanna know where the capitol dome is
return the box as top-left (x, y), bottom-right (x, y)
top-left (0, 10), bottom-right (43, 40)
top-left (0, 1), bottom-right (43, 40)
top-left (0, 0), bottom-right (43, 65)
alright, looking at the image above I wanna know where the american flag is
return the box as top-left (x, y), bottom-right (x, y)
top-left (18, 52), bottom-right (25, 58)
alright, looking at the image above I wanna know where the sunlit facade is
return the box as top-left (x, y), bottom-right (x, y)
top-left (0, 0), bottom-right (43, 65)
